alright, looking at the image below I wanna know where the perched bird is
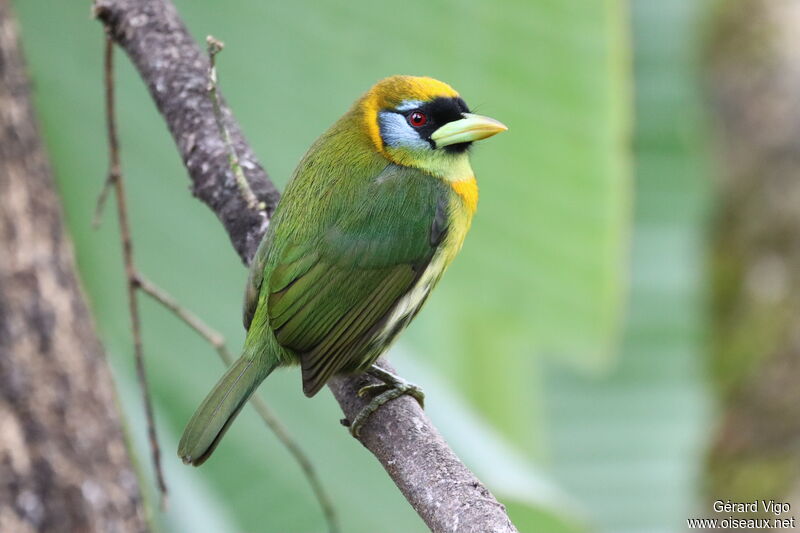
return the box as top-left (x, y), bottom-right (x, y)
top-left (179, 75), bottom-right (506, 465)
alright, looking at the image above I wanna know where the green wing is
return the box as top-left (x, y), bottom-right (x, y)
top-left (266, 165), bottom-right (448, 396)
top-left (243, 230), bottom-right (270, 331)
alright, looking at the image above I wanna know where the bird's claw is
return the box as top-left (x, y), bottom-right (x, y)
top-left (357, 383), bottom-right (393, 398)
top-left (348, 367), bottom-right (425, 437)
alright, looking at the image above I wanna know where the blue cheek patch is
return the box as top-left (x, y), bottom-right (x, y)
top-left (378, 111), bottom-right (431, 151)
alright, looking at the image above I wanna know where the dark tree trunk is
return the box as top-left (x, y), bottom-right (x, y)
top-left (0, 2), bottom-right (148, 531)
top-left (706, 0), bottom-right (800, 522)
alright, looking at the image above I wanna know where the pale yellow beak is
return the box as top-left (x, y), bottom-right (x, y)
top-left (430, 113), bottom-right (508, 148)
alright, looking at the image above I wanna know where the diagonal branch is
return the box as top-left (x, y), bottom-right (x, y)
top-left (95, 0), bottom-right (279, 264)
top-left (92, 0), bottom-right (518, 531)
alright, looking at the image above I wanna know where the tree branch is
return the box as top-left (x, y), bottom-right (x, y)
top-left (92, 0), bottom-right (518, 531)
top-left (93, 0), bottom-right (278, 264)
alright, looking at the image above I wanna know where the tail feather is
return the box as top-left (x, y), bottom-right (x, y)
top-left (178, 356), bottom-right (273, 466)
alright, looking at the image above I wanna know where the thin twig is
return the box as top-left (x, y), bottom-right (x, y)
top-left (102, 35), bottom-right (168, 508)
top-left (206, 36), bottom-right (264, 211)
top-left (92, 34), bottom-right (117, 229)
top-left (134, 274), bottom-right (228, 355)
top-left (134, 274), bottom-right (339, 533)
top-left (92, 174), bottom-right (114, 228)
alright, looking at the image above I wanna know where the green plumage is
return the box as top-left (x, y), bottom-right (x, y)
top-left (179, 80), bottom-right (482, 465)
top-left (266, 162), bottom-right (449, 396)
top-left (178, 356), bottom-right (272, 466)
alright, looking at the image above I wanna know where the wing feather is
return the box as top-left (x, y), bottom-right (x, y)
top-left (300, 265), bottom-right (417, 395)
top-left (262, 165), bottom-right (450, 396)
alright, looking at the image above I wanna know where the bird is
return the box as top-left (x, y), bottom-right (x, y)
top-left (178, 75), bottom-right (506, 466)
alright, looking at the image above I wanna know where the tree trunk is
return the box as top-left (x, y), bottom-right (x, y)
top-left (706, 0), bottom-right (800, 523)
top-left (0, 2), bottom-right (148, 532)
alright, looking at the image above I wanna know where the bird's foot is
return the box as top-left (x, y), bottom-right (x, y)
top-left (347, 365), bottom-right (425, 437)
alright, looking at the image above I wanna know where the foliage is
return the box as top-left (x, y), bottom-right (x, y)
top-left (542, 1), bottom-right (713, 530)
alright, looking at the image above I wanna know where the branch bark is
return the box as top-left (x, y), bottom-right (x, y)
top-left (92, 0), bottom-right (518, 531)
top-left (0, 1), bottom-right (147, 531)
top-left (94, 0), bottom-right (279, 264)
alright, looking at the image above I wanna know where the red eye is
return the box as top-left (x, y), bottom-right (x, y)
top-left (408, 111), bottom-right (427, 127)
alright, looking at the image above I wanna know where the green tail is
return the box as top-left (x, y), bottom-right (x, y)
top-left (178, 356), bottom-right (275, 466)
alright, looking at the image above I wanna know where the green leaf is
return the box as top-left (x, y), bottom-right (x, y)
top-left (542, 1), bottom-right (714, 531)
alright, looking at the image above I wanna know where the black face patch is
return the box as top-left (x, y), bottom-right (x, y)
top-left (388, 97), bottom-right (473, 154)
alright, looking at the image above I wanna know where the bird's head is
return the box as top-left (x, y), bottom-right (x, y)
top-left (356, 75), bottom-right (507, 178)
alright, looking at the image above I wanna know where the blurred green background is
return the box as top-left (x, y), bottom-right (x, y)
top-left (12, 0), bottom-right (722, 531)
